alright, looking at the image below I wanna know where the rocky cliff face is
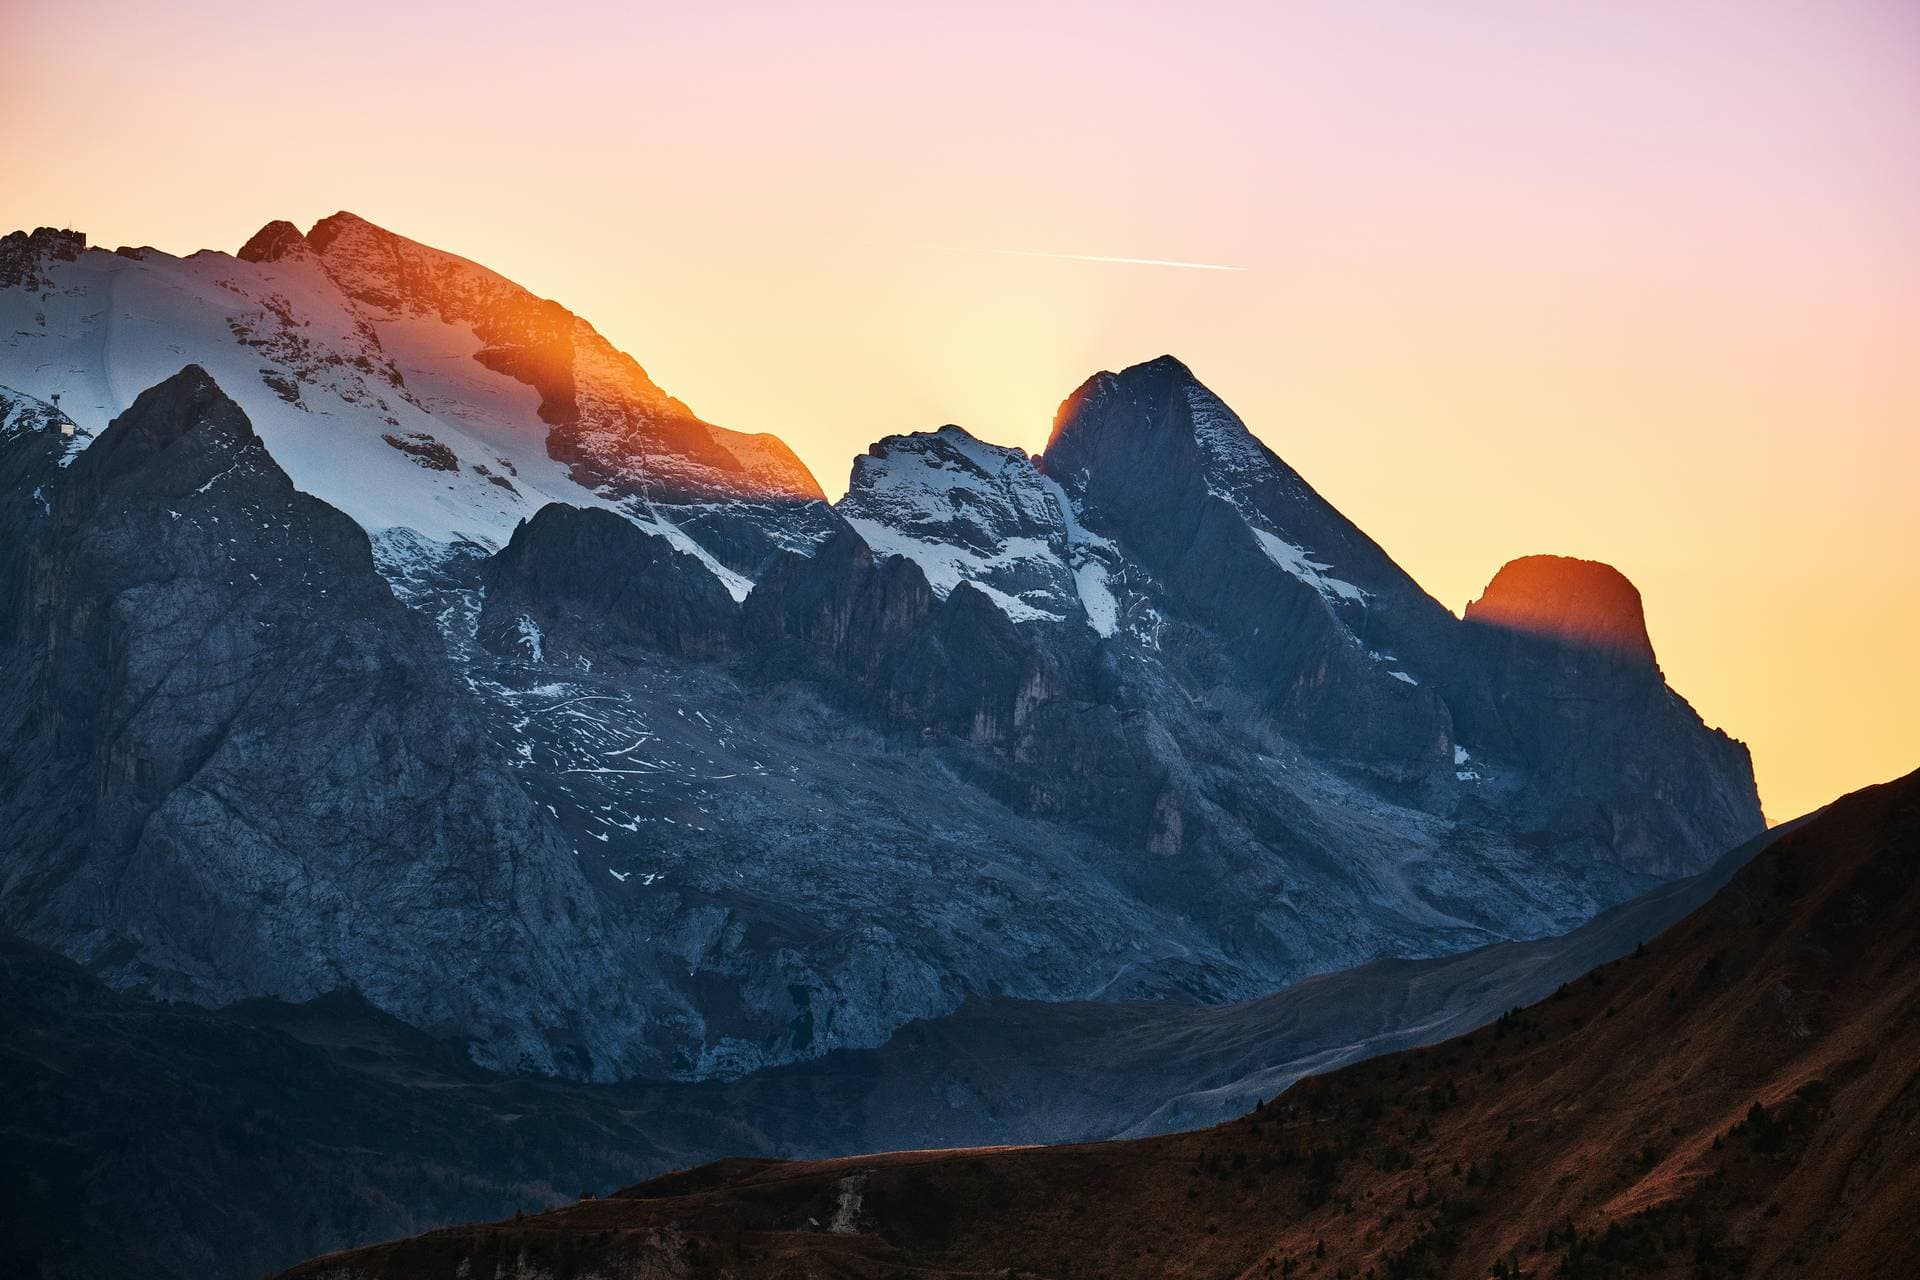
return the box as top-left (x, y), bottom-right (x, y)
top-left (1461, 554), bottom-right (1760, 876)
top-left (0, 217), bottom-right (1765, 1086)
top-left (836, 425), bottom-right (1089, 624)
top-left (479, 504), bottom-right (738, 662)
top-left (1040, 355), bottom-right (1468, 772)
top-left (0, 226), bottom-right (85, 290)
top-left (0, 368), bottom-right (677, 1078)
top-left (441, 360), bottom-right (1762, 1078)
top-left (845, 355), bottom-right (1761, 881)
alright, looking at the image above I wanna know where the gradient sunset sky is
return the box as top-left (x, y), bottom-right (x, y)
top-left (6, 0), bottom-right (1916, 821)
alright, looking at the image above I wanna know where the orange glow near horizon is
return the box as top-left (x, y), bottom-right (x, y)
top-left (5, 0), bottom-right (1917, 822)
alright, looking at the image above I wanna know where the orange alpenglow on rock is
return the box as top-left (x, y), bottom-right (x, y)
top-left (1464, 554), bottom-right (1656, 664)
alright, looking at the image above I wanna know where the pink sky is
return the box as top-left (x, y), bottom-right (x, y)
top-left (5, 0), bottom-right (1917, 819)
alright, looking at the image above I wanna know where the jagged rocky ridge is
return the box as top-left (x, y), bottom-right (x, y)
top-left (0, 218), bottom-right (1763, 1084)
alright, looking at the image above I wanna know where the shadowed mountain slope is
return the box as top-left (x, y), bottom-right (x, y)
top-left (285, 767), bottom-right (1920, 1280)
top-left (0, 815), bottom-right (1789, 1280)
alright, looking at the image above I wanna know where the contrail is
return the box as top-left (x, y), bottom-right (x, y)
top-left (977, 248), bottom-right (1248, 272)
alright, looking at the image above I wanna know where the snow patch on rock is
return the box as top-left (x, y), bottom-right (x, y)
top-left (1251, 528), bottom-right (1367, 605)
top-left (838, 426), bottom-right (1083, 625)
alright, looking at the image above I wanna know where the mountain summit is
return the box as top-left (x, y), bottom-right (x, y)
top-left (235, 219), bottom-right (306, 263)
top-left (1467, 553), bottom-right (1657, 664)
top-left (0, 212), bottom-right (833, 594)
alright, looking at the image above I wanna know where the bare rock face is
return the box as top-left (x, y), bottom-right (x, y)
top-left (1466, 554), bottom-right (1656, 665)
top-left (0, 367), bottom-right (671, 1079)
top-left (741, 525), bottom-right (1068, 749)
top-left (0, 226), bottom-right (85, 289)
top-left (1460, 555), bottom-right (1757, 876)
top-left (235, 219), bottom-right (307, 264)
top-left (836, 425), bottom-right (1085, 623)
top-left (479, 503), bottom-right (738, 662)
top-left (1040, 354), bottom-right (1467, 774)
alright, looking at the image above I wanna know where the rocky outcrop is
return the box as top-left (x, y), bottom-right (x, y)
top-left (1465, 553), bottom-right (1656, 664)
top-left (0, 226), bottom-right (85, 290)
top-left (235, 219), bottom-right (307, 264)
top-left (837, 425), bottom-right (1085, 623)
top-left (478, 503), bottom-right (737, 661)
top-left (741, 527), bottom-right (937, 671)
top-left (1036, 356), bottom-right (1760, 875)
top-left (741, 526), bottom-right (1070, 747)
top-left (1040, 356), bottom-right (1466, 774)
top-left (1461, 555), bottom-right (1759, 876)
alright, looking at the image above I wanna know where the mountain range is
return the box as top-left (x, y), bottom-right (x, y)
top-left (0, 214), bottom-right (1786, 1275)
top-left (0, 214), bottom-right (1760, 1083)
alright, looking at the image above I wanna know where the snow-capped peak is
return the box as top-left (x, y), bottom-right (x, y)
top-left (0, 214), bottom-right (837, 596)
top-left (836, 424), bottom-right (1125, 633)
top-left (838, 425), bottom-right (1073, 623)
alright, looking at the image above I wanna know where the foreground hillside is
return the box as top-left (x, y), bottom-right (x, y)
top-left (286, 768), bottom-right (1920, 1279)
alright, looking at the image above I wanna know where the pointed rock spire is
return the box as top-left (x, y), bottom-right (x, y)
top-left (236, 220), bottom-right (307, 263)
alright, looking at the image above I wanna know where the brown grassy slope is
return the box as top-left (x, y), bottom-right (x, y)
top-left (284, 769), bottom-right (1920, 1280)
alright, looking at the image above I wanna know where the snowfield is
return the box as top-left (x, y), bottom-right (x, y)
top-left (0, 221), bottom-right (828, 598)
